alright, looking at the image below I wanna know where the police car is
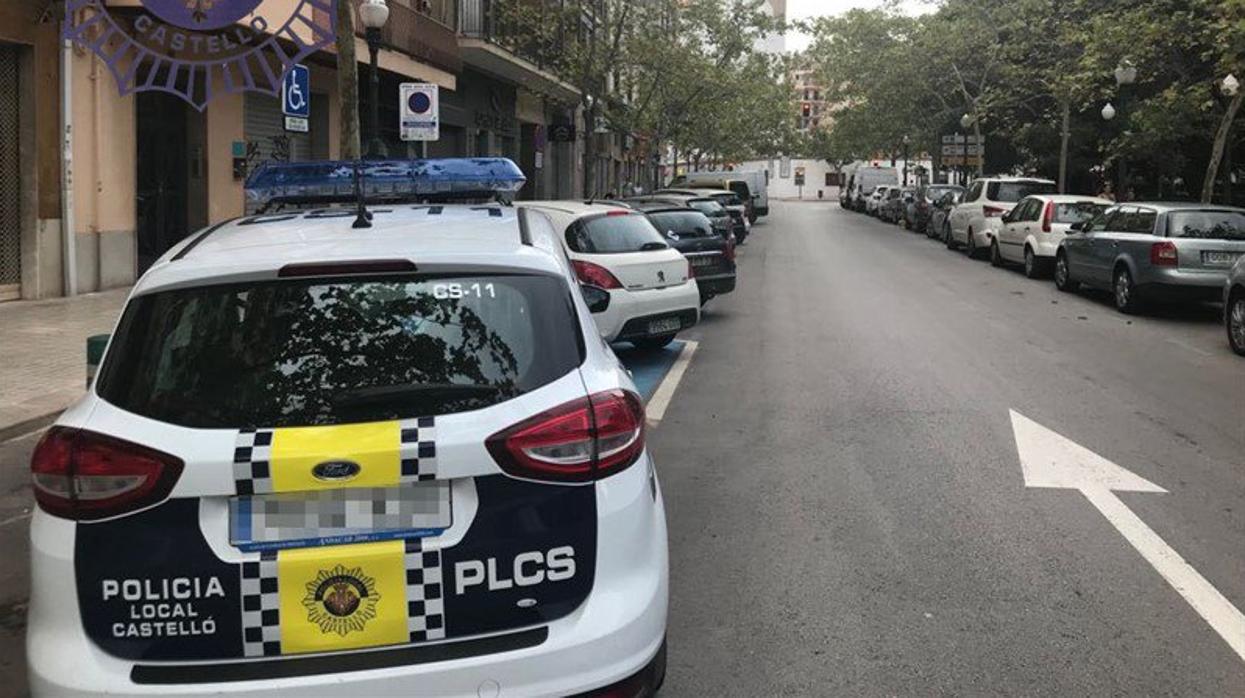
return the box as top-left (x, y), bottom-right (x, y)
top-left (517, 201), bottom-right (700, 350)
top-left (27, 160), bottom-right (669, 697)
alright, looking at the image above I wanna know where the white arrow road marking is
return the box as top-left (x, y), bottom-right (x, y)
top-left (1010, 409), bottom-right (1245, 664)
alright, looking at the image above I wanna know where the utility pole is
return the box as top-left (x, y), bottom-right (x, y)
top-left (336, 0), bottom-right (362, 159)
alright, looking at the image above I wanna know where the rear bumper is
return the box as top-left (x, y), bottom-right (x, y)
top-left (694, 273), bottom-right (736, 299)
top-left (28, 460), bottom-right (670, 697)
top-left (615, 308), bottom-right (699, 341)
top-left (594, 281), bottom-right (700, 342)
top-left (1137, 281), bottom-right (1225, 303)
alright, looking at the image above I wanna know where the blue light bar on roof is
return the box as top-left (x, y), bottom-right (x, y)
top-left (243, 158), bottom-right (526, 205)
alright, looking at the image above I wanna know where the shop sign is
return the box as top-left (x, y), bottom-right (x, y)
top-left (63, 0), bottom-right (338, 111)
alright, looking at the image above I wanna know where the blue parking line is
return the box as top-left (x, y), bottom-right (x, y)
top-left (614, 341), bottom-right (686, 402)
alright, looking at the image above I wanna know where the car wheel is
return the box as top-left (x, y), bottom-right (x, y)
top-left (1054, 253), bottom-right (1078, 292)
top-left (1228, 290), bottom-right (1245, 356)
top-left (990, 239), bottom-right (1003, 267)
top-left (1113, 266), bottom-right (1141, 314)
top-left (944, 223), bottom-right (955, 249)
top-left (965, 228), bottom-right (978, 258)
top-left (1023, 247), bottom-right (1040, 278)
top-left (633, 334), bottom-right (677, 351)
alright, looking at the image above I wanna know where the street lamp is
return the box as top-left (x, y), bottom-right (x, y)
top-left (1101, 102), bottom-right (1116, 121)
top-left (902, 134), bottom-right (911, 186)
top-left (960, 113), bottom-right (973, 129)
top-left (1223, 73), bottom-right (1240, 97)
top-left (359, 0), bottom-right (390, 160)
top-left (1107, 60), bottom-right (1136, 199)
top-left (1114, 60), bottom-right (1137, 87)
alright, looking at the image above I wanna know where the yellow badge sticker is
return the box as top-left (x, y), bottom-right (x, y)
top-left (278, 540), bottom-right (408, 654)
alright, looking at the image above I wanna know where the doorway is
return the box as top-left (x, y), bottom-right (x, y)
top-left (135, 91), bottom-right (197, 274)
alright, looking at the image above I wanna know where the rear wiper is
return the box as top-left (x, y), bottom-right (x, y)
top-left (334, 383), bottom-right (506, 407)
top-left (639, 241), bottom-right (669, 251)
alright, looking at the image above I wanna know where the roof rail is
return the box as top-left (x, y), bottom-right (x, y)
top-left (172, 217), bottom-right (238, 261)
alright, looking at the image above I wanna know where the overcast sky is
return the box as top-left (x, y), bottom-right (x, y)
top-left (784, 0), bottom-right (934, 52)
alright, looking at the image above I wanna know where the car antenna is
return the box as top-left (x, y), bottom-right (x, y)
top-left (351, 160), bottom-right (372, 229)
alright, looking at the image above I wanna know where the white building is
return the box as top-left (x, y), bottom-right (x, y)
top-left (754, 0), bottom-right (787, 55)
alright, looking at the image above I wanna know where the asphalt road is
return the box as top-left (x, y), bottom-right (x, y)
top-left (0, 201), bottom-right (1240, 696)
top-left (656, 201), bottom-right (1244, 695)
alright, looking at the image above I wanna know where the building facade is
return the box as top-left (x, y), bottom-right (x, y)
top-left (2, 0), bottom-right (633, 302)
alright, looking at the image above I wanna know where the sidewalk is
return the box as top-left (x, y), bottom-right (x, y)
top-left (0, 289), bottom-right (130, 437)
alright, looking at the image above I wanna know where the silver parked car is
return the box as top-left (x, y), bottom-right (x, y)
top-left (1054, 203), bottom-right (1245, 313)
top-left (1226, 255), bottom-right (1245, 356)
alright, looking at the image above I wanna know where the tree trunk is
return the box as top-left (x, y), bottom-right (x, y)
top-left (1202, 90), bottom-right (1243, 203)
top-left (336, 1), bottom-right (361, 160)
top-left (1058, 99), bottom-right (1070, 194)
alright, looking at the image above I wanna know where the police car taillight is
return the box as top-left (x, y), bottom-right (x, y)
top-left (30, 427), bottom-right (184, 521)
top-left (486, 390), bottom-right (645, 483)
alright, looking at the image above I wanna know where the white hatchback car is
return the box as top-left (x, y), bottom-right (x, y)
top-left (27, 160), bottom-right (669, 697)
top-left (991, 195), bottom-right (1112, 277)
top-left (866, 186), bottom-right (890, 215)
top-left (946, 177), bottom-right (1056, 257)
top-left (519, 201), bottom-right (700, 350)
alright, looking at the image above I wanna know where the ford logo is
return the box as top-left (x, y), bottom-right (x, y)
top-left (312, 460), bottom-right (361, 481)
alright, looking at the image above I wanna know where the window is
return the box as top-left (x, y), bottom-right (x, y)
top-left (566, 213), bottom-right (668, 253)
top-left (646, 211), bottom-right (714, 239)
top-left (1166, 210), bottom-right (1245, 240)
top-left (987, 180), bottom-right (1057, 202)
top-left (1086, 207), bottom-right (1122, 232)
top-left (1122, 207), bottom-right (1157, 234)
top-left (97, 274), bottom-right (582, 428)
top-left (966, 181), bottom-right (984, 201)
top-left (1054, 202), bottom-right (1109, 224)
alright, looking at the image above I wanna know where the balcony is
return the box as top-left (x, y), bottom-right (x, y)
top-left (457, 0), bottom-right (580, 103)
top-left (360, 0), bottom-right (463, 74)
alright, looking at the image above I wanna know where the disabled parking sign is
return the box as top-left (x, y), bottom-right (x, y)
top-left (400, 83), bottom-right (439, 142)
top-left (283, 64), bottom-right (310, 133)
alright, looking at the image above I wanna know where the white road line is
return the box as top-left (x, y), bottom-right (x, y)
top-left (1083, 487), bottom-right (1245, 663)
top-left (646, 340), bottom-right (698, 427)
top-left (0, 512), bottom-right (32, 527)
top-left (1012, 409), bottom-right (1245, 664)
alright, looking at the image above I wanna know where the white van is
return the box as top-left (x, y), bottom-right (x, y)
top-left (848, 166), bottom-right (899, 211)
top-left (677, 170), bottom-right (770, 219)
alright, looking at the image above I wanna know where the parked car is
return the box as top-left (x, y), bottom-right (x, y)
top-left (671, 172), bottom-right (767, 220)
top-left (632, 203), bottom-right (737, 305)
top-left (1055, 203), bottom-right (1245, 314)
top-left (866, 185), bottom-right (891, 216)
top-left (947, 177), bottom-right (1057, 257)
top-left (991, 195), bottom-right (1112, 277)
top-left (523, 201), bottom-right (701, 347)
top-left (28, 160), bottom-right (669, 697)
top-left (627, 194), bottom-right (734, 240)
top-left (846, 165), bottom-right (899, 211)
top-left (909, 184), bottom-right (964, 234)
top-left (880, 186), bottom-right (914, 224)
top-left (927, 188), bottom-right (966, 240)
top-left (655, 188), bottom-right (750, 242)
top-left (1225, 255), bottom-right (1245, 355)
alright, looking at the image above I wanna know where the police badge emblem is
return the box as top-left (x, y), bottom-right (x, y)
top-left (304, 565), bottom-right (380, 637)
top-left (62, 0), bottom-right (338, 110)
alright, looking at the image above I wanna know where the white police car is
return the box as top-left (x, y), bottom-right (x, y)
top-left (27, 160), bottom-right (669, 697)
top-left (518, 202), bottom-right (700, 350)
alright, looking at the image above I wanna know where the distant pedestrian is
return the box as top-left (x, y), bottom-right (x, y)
top-left (1097, 182), bottom-right (1116, 201)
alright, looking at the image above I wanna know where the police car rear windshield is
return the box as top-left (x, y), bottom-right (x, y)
top-left (96, 274), bottom-right (582, 428)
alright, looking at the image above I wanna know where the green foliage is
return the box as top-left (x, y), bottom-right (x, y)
top-left (805, 0), bottom-right (1245, 196)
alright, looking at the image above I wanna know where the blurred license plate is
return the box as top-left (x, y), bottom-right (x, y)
top-left (648, 317), bottom-right (682, 335)
top-left (689, 256), bottom-right (714, 267)
top-left (229, 482), bottom-right (451, 552)
top-left (1202, 251), bottom-right (1240, 266)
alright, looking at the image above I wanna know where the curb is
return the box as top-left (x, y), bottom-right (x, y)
top-left (0, 412), bottom-right (60, 443)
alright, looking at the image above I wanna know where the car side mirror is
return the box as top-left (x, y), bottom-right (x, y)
top-left (1001, 212), bottom-right (1013, 223)
top-left (86, 333), bottom-right (110, 387)
top-left (580, 284), bottom-right (611, 314)
top-left (1069, 221), bottom-right (1085, 232)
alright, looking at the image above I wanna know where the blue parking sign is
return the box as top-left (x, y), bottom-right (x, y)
top-left (282, 64), bottom-right (310, 118)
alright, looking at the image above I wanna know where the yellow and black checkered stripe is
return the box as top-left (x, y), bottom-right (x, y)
top-left (233, 417), bottom-right (444, 656)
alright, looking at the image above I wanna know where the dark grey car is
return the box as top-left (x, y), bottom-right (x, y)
top-left (1054, 203), bottom-right (1245, 313)
top-left (927, 189), bottom-right (965, 240)
top-left (1225, 255), bottom-right (1245, 355)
